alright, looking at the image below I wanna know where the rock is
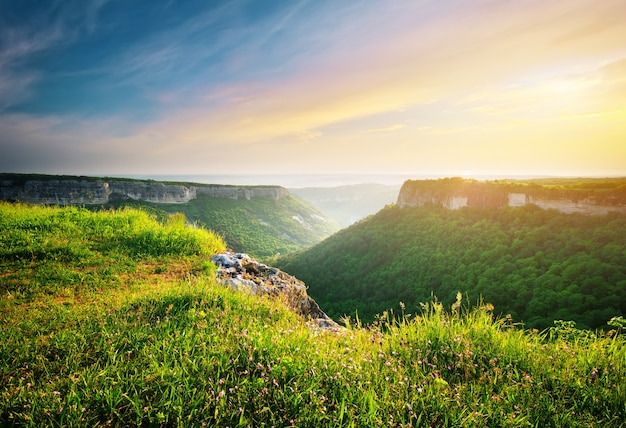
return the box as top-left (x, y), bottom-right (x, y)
top-left (211, 251), bottom-right (341, 331)
top-left (0, 174), bottom-right (288, 205)
top-left (397, 178), bottom-right (626, 215)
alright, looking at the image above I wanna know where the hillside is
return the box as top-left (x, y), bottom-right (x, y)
top-left (276, 203), bottom-right (626, 329)
top-left (290, 183), bottom-right (401, 227)
top-left (0, 173), bottom-right (340, 260)
top-left (1, 202), bottom-right (625, 427)
top-left (105, 193), bottom-right (339, 260)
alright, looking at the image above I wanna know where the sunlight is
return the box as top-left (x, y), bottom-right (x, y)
top-left (544, 76), bottom-right (598, 94)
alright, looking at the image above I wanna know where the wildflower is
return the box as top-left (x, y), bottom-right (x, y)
top-left (52, 391), bottom-right (61, 396)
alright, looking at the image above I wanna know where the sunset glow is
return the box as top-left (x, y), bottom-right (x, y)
top-left (1, 0), bottom-right (625, 178)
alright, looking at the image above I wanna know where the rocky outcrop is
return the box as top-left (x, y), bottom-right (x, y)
top-left (397, 178), bottom-right (626, 215)
top-left (211, 252), bottom-right (341, 331)
top-left (108, 181), bottom-right (195, 203)
top-left (196, 186), bottom-right (288, 200)
top-left (0, 175), bottom-right (287, 205)
top-left (0, 178), bottom-right (112, 205)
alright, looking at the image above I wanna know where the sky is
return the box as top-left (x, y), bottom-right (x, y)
top-left (1, 0), bottom-right (625, 180)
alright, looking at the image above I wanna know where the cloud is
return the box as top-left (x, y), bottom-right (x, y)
top-left (140, 0), bottom-right (626, 144)
top-left (1, 0), bottom-right (625, 176)
top-left (363, 125), bottom-right (406, 133)
top-left (0, 0), bottom-right (110, 110)
top-left (106, 0), bottom-right (314, 94)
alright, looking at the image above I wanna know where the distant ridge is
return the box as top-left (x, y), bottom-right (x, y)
top-left (398, 177), bottom-right (626, 215)
top-left (0, 173), bottom-right (287, 205)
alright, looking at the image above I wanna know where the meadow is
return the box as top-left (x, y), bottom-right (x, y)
top-left (1, 203), bottom-right (625, 426)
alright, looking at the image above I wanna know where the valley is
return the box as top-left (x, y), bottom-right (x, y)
top-left (1, 201), bottom-right (625, 426)
top-left (277, 177), bottom-right (626, 329)
top-left (0, 173), bottom-right (340, 260)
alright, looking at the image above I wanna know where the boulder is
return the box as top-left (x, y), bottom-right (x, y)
top-left (211, 252), bottom-right (341, 331)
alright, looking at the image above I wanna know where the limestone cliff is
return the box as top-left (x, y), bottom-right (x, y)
top-left (397, 177), bottom-right (626, 215)
top-left (211, 252), bottom-right (341, 331)
top-left (0, 174), bottom-right (288, 205)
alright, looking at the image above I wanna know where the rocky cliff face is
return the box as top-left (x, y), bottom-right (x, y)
top-left (397, 178), bottom-right (626, 215)
top-left (211, 252), bottom-right (341, 331)
top-left (0, 175), bottom-right (288, 205)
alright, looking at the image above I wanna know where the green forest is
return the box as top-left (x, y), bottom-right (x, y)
top-left (277, 204), bottom-right (626, 329)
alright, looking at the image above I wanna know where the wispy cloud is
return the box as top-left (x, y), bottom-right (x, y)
top-left (1, 0), bottom-right (625, 176)
top-left (0, 0), bottom-right (110, 110)
top-left (363, 125), bottom-right (405, 133)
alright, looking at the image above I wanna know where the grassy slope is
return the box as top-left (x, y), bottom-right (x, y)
top-left (1, 203), bottom-right (625, 427)
top-left (101, 194), bottom-right (340, 261)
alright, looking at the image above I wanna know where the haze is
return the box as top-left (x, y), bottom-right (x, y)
top-left (1, 0), bottom-right (625, 178)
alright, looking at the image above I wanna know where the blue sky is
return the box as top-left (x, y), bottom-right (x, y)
top-left (1, 0), bottom-right (625, 177)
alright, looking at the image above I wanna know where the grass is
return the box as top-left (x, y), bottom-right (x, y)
top-left (104, 193), bottom-right (340, 260)
top-left (1, 203), bottom-right (625, 426)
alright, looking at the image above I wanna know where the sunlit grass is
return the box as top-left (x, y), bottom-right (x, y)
top-left (1, 203), bottom-right (625, 426)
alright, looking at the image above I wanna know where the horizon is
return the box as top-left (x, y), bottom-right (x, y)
top-left (1, 1), bottom-right (625, 177)
top-left (3, 171), bottom-right (625, 189)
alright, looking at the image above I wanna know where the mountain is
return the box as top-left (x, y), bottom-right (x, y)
top-left (2, 202), bottom-right (625, 426)
top-left (290, 183), bottom-right (401, 226)
top-left (0, 173), bottom-right (340, 259)
top-left (277, 178), bottom-right (626, 329)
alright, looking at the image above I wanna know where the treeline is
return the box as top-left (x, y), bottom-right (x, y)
top-left (277, 204), bottom-right (626, 329)
top-left (400, 176), bottom-right (626, 207)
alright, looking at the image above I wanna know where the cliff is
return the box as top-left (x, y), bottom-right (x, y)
top-left (0, 174), bottom-right (288, 205)
top-left (397, 177), bottom-right (626, 215)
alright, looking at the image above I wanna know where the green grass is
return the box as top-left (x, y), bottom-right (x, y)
top-left (1, 203), bottom-right (625, 426)
top-left (101, 193), bottom-right (339, 261)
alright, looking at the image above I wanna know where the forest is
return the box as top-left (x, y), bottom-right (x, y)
top-left (277, 204), bottom-right (626, 329)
